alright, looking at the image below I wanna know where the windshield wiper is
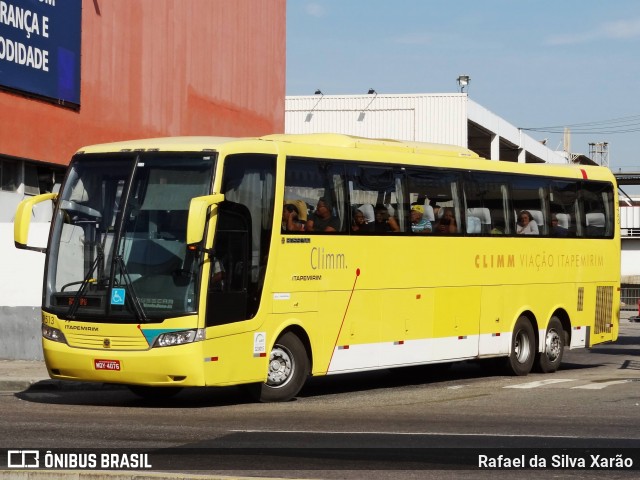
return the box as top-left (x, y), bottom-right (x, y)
top-left (66, 245), bottom-right (103, 319)
top-left (114, 254), bottom-right (149, 323)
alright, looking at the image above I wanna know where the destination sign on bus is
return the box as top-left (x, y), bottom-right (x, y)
top-left (54, 296), bottom-right (102, 308)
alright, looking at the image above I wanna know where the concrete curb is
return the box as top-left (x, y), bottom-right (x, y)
top-left (0, 379), bottom-right (40, 392)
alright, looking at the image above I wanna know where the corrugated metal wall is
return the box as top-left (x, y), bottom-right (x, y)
top-left (0, 0), bottom-right (286, 166)
top-left (285, 94), bottom-right (468, 147)
top-left (621, 205), bottom-right (640, 231)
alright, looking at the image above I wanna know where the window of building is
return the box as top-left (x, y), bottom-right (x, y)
top-left (0, 159), bottom-right (18, 192)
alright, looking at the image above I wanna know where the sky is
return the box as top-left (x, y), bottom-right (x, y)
top-left (286, 0), bottom-right (640, 172)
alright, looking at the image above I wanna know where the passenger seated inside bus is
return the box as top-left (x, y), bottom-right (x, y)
top-left (306, 197), bottom-right (340, 232)
top-left (410, 204), bottom-right (432, 233)
top-left (422, 202), bottom-right (436, 222)
top-left (433, 207), bottom-right (457, 234)
top-left (516, 210), bottom-right (539, 235)
top-left (550, 213), bottom-right (569, 237)
top-left (360, 203), bottom-right (375, 224)
top-left (210, 256), bottom-right (225, 291)
top-left (282, 202), bottom-right (306, 232)
top-left (373, 204), bottom-right (400, 233)
top-left (351, 205), bottom-right (374, 233)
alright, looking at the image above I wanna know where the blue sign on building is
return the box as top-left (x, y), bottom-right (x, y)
top-left (0, 0), bottom-right (81, 106)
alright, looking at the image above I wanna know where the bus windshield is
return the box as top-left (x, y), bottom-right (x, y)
top-left (45, 153), bottom-right (215, 322)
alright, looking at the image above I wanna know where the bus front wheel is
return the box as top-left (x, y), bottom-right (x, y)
top-left (535, 317), bottom-right (565, 373)
top-left (256, 332), bottom-right (309, 402)
top-left (506, 316), bottom-right (535, 376)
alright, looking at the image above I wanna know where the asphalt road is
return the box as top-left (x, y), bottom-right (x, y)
top-left (1, 320), bottom-right (638, 479)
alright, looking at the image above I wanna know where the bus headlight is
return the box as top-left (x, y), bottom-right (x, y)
top-left (42, 324), bottom-right (67, 344)
top-left (153, 329), bottom-right (205, 348)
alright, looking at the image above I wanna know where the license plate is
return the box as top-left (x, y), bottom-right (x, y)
top-left (94, 359), bottom-right (121, 371)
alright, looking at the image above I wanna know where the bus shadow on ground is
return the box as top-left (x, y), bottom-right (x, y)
top-left (13, 360), bottom-right (502, 407)
top-left (588, 329), bottom-right (640, 356)
top-left (15, 381), bottom-right (255, 408)
top-left (588, 346), bottom-right (640, 356)
top-left (14, 355), bottom-right (608, 408)
top-left (299, 358), bottom-right (557, 398)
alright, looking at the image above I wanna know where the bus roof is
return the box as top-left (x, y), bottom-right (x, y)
top-left (74, 133), bottom-right (614, 183)
top-left (261, 133), bottom-right (480, 158)
top-left (76, 133), bottom-right (479, 158)
top-left (75, 136), bottom-right (244, 154)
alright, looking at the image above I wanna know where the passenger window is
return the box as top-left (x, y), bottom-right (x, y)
top-left (347, 165), bottom-right (402, 234)
top-left (581, 182), bottom-right (614, 238)
top-left (550, 181), bottom-right (578, 237)
top-left (511, 176), bottom-right (546, 235)
top-left (406, 168), bottom-right (460, 235)
top-left (285, 158), bottom-right (347, 233)
top-left (463, 172), bottom-right (510, 235)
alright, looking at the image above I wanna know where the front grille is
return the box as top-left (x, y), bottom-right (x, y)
top-left (65, 333), bottom-right (149, 350)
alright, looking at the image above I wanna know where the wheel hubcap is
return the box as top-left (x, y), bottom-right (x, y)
top-left (545, 329), bottom-right (561, 362)
top-left (266, 344), bottom-right (294, 388)
top-left (514, 329), bottom-right (531, 364)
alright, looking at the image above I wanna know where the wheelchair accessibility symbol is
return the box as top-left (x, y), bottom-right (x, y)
top-left (111, 288), bottom-right (126, 305)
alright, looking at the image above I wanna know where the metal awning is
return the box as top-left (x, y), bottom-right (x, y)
top-left (615, 172), bottom-right (640, 186)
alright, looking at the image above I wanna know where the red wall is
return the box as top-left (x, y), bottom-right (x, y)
top-left (0, 0), bottom-right (286, 166)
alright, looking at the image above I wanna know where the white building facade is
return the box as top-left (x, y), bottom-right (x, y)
top-left (285, 93), bottom-right (568, 164)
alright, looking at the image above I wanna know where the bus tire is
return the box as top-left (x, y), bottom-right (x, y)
top-left (257, 332), bottom-right (309, 402)
top-left (535, 317), bottom-right (565, 373)
top-left (506, 316), bottom-right (535, 376)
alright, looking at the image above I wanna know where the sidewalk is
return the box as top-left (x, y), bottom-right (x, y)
top-left (0, 358), bottom-right (52, 392)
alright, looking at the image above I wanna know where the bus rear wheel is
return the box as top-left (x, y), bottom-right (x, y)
top-left (506, 316), bottom-right (535, 376)
top-left (535, 317), bottom-right (565, 373)
top-left (255, 332), bottom-right (309, 402)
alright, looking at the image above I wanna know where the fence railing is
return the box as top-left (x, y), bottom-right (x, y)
top-left (621, 228), bottom-right (640, 238)
top-left (621, 287), bottom-right (640, 311)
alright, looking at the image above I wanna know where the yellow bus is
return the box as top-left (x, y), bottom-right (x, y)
top-left (14, 134), bottom-right (620, 402)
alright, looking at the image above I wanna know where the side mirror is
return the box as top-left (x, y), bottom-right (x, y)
top-left (186, 193), bottom-right (225, 247)
top-left (14, 192), bottom-right (57, 252)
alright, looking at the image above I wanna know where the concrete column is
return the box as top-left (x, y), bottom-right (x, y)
top-left (518, 148), bottom-right (526, 163)
top-left (490, 134), bottom-right (500, 161)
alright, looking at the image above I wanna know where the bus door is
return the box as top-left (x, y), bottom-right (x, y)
top-left (204, 153), bottom-right (276, 328)
top-left (207, 202), bottom-right (252, 325)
